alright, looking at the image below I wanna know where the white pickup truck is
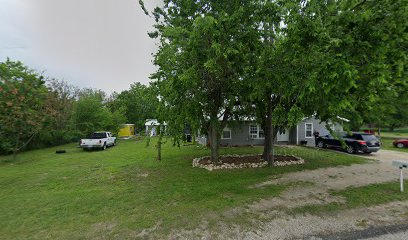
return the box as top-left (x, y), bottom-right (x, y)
top-left (80, 132), bottom-right (116, 150)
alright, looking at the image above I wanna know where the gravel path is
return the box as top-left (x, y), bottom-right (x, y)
top-left (358, 149), bottom-right (408, 162)
top-left (308, 223), bottom-right (408, 240)
top-left (243, 201), bottom-right (408, 240)
top-left (171, 149), bottom-right (408, 240)
top-left (249, 149), bottom-right (408, 212)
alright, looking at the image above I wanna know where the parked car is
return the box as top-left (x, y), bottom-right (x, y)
top-left (80, 132), bottom-right (116, 150)
top-left (393, 139), bottom-right (408, 148)
top-left (316, 132), bottom-right (381, 154)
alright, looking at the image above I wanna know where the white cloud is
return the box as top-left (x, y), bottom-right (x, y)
top-left (0, 0), bottom-right (161, 94)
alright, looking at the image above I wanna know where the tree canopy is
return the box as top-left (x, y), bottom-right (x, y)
top-left (0, 60), bottom-right (127, 156)
top-left (143, 0), bottom-right (407, 163)
top-left (108, 82), bottom-right (159, 132)
top-left (0, 60), bottom-right (48, 157)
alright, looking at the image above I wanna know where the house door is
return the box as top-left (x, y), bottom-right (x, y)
top-left (277, 129), bottom-right (289, 142)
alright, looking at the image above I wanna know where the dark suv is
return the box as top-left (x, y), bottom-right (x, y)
top-left (316, 132), bottom-right (381, 154)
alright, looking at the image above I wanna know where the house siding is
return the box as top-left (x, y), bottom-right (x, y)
top-left (197, 116), bottom-right (344, 147)
top-left (220, 122), bottom-right (264, 146)
top-left (297, 116), bottom-right (343, 147)
top-left (220, 122), bottom-right (290, 146)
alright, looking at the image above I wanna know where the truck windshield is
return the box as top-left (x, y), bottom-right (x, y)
top-left (89, 133), bottom-right (107, 139)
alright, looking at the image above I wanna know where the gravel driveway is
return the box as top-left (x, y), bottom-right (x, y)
top-left (357, 149), bottom-right (408, 162)
top-left (172, 149), bottom-right (408, 240)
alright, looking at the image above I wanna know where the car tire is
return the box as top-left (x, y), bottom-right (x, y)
top-left (346, 145), bottom-right (356, 154)
top-left (113, 141), bottom-right (116, 146)
top-left (102, 143), bottom-right (107, 150)
top-left (317, 141), bottom-right (325, 148)
top-left (397, 143), bottom-right (405, 148)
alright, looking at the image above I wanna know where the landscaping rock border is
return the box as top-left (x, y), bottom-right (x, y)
top-left (192, 154), bottom-right (305, 171)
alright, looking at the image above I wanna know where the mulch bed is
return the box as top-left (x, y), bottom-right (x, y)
top-left (192, 154), bottom-right (306, 171)
top-left (198, 154), bottom-right (300, 166)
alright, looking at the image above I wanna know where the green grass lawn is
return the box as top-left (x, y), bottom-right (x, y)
top-left (0, 139), bottom-right (368, 239)
top-left (379, 127), bottom-right (408, 139)
top-left (380, 137), bottom-right (408, 153)
top-left (381, 132), bottom-right (408, 138)
top-left (381, 127), bottom-right (408, 137)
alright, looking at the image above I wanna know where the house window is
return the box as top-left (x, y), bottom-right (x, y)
top-left (250, 125), bottom-right (258, 139)
top-left (221, 128), bottom-right (231, 139)
top-left (259, 128), bottom-right (264, 138)
top-left (249, 124), bottom-right (264, 139)
top-left (305, 123), bottom-right (313, 138)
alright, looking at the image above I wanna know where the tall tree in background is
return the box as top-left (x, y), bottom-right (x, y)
top-left (73, 89), bottom-right (126, 137)
top-left (108, 82), bottom-right (159, 132)
top-left (34, 79), bottom-right (79, 147)
top-left (0, 60), bottom-right (129, 156)
top-left (0, 60), bottom-right (48, 158)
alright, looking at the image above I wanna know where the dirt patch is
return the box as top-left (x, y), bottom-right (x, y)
top-left (135, 220), bottom-right (162, 238)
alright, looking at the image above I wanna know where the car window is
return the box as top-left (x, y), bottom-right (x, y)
top-left (351, 134), bottom-right (363, 140)
top-left (90, 132), bottom-right (107, 139)
top-left (361, 134), bottom-right (378, 141)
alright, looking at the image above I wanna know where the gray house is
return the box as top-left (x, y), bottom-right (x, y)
top-left (197, 116), bottom-right (348, 147)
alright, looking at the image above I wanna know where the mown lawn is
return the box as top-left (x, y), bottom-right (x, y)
top-left (0, 139), bottom-right (367, 239)
top-left (380, 128), bottom-right (408, 138)
top-left (380, 137), bottom-right (408, 153)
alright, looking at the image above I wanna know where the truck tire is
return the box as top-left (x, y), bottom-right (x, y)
top-left (102, 143), bottom-right (107, 150)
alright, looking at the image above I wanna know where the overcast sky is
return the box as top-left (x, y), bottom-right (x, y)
top-left (0, 0), bottom-right (161, 93)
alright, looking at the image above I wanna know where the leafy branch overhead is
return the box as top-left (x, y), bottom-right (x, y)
top-left (143, 0), bottom-right (407, 163)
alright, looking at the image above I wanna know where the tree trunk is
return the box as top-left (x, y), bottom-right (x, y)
top-left (271, 126), bottom-right (279, 165)
top-left (208, 122), bottom-right (220, 162)
top-left (263, 93), bottom-right (273, 166)
top-left (157, 126), bottom-right (162, 161)
top-left (13, 137), bottom-right (19, 161)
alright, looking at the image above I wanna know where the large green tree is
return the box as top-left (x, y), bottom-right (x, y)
top-left (0, 60), bottom-right (48, 158)
top-left (246, 1), bottom-right (323, 165)
top-left (253, 0), bottom-right (407, 162)
top-left (141, 0), bottom-right (407, 165)
top-left (307, 0), bottom-right (407, 126)
top-left (143, 0), bottom-right (259, 162)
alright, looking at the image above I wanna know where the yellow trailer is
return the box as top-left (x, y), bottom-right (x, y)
top-left (118, 124), bottom-right (135, 138)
